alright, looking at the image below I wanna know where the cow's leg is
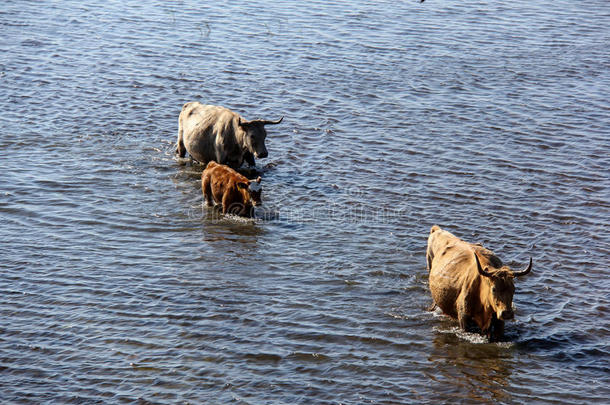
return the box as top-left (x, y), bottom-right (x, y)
top-left (236, 152), bottom-right (263, 178)
top-left (221, 194), bottom-right (232, 215)
top-left (243, 151), bottom-right (255, 167)
top-left (458, 313), bottom-right (471, 331)
top-left (489, 318), bottom-right (504, 342)
top-left (457, 296), bottom-right (472, 331)
top-left (202, 176), bottom-right (213, 207)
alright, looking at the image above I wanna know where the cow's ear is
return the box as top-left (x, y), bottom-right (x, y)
top-left (237, 182), bottom-right (248, 190)
top-left (238, 118), bottom-right (250, 128)
top-left (475, 252), bottom-right (494, 278)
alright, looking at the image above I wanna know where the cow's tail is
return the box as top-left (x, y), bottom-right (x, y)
top-left (176, 128), bottom-right (186, 157)
top-left (427, 225), bottom-right (441, 272)
top-left (176, 106), bottom-right (187, 157)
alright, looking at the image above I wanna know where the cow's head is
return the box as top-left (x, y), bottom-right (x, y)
top-left (237, 176), bottom-right (263, 207)
top-left (475, 253), bottom-right (532, 321)
top-left (238, 116), bottom-right (283, 159)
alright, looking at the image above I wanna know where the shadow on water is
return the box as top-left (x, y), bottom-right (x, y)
top-left (427, 330), bottom-right (515, 403)
top-left (202, 216), bottom-right (264, 248)
top-left (513, 328), bottom-right (609, 373)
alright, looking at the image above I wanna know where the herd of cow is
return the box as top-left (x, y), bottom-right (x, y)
top-left (174, 102), bottom-right (533, 342)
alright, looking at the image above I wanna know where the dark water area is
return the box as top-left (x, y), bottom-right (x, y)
top-left (1, 0), bottom-right (609, 403)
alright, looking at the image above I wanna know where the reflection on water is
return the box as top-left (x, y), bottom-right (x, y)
top-left (428, 331), bottom-right (514, 404)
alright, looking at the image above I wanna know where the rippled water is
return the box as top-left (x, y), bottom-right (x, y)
top-left (1, 0), bottom-right (609, 403)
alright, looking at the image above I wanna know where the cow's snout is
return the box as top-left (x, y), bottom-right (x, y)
top-left (498, 309), bottom-right (514, 320)
top-left (256, 150), bottom-right (268, 159)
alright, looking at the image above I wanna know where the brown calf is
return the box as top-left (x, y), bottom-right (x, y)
top-left (201, 161), bottom-right (262, 217)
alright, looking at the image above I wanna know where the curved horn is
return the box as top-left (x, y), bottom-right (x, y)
top-left (474, 252), bottom-right (494, 278)
top-left (512, 257), bottom-right (533, 277)
top-left (261, 116), bottom-right (283, 125)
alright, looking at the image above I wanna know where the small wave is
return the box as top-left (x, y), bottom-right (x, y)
top-left (215, 211), bottom-right (260, 224)
top-left (433, 326), bottom-right (490, 344)
top-left (243, 352), bottom-right (283, 363)
top-left (287, 352), bottom-right (331, 362)
top-left (20, 39), bottom-right (46, 47)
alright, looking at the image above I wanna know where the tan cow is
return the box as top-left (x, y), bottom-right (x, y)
top-left (201, 161), bottom-right (262, 217)
top-left (426, 225), bottom-right (532, 341)
top-left (177, 102), bottom-right (283, 170)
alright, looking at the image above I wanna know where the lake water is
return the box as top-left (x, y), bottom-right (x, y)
top-left (1, 0), bottom-right (609, 403)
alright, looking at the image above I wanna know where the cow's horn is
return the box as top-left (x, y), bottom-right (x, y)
top-left (262, 116), bottom-right (283, 125)
top-left (474, 252), bottom-right (494, 278)
top-left (513, 257), bottom-right (533, 277)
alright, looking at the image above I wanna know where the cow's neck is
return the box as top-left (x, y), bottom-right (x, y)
top-left (235, 127), bottom-right (249, 151)
top-left (475, 278), bottom-right (494, 331)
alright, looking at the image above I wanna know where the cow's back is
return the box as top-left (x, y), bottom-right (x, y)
top-left (427, 227), bottom-right (480, 318)
top-left (180, 103), bottom-right (240, 164)
top-left (427, 226), bottom-right (468, 271)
